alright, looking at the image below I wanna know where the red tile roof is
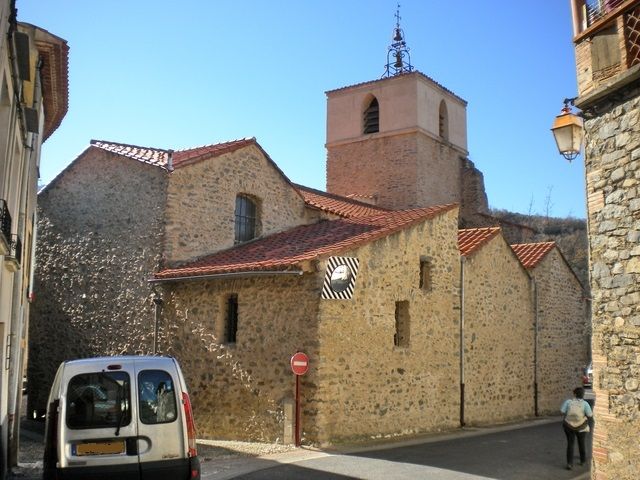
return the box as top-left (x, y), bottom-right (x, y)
top-left (510, 242), bottom-right (556, 269)
top-left (154, 204), bottom-right (457, 280)
top-left (458, 227), bottom-right (501, 256)
top-left (172, 138), bottom-right (256, 168)
top-left (90, 140), bottom-right (171, 168)
top-left (294, 184), bottom-right (389, 218)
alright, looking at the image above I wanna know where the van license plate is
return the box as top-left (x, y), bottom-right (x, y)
top-left (74, 441), bottom-right (125, 456)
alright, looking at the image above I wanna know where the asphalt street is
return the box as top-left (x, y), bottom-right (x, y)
top-left (219, 421), bottom-right (592, 480)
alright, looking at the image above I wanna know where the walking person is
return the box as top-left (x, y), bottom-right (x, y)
top-left (561, 386), bottom-right (593, 470)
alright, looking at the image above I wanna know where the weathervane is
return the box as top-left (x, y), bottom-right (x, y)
top-left (383, 3), bottom-right (414, 78)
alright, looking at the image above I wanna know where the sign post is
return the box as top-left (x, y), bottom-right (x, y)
top-left (290, 352), bottom-right (309, 447)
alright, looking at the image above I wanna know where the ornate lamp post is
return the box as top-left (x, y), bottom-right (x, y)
top-left (551, 98), bottom-right (584, 162)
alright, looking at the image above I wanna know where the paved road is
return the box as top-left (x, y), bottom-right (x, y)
top-left (220, 422), bottom-right (591, 480)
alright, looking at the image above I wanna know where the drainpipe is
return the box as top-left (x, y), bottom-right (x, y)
top-left (532, 276), bottom-right (539, 417)
top-left (152, 291), bottom-right (163, 355)
top-left (459, 256), bottom-right (466, 427)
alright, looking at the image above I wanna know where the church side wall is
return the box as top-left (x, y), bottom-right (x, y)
top-left (164, 145), bottom-right (308, 264)
top-left (158, 274), bottom-right (322, 442)
top-left (27, 149), bottom-right (167, 415)
top-left (462, 237), bottom-right (535, 425)
top-left (313, 208), bottom-right (461, 444)
top-left (532, 250), bottom-right (588, 414)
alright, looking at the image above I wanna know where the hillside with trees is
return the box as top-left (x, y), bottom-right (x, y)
top-left (491, 209), bottom-right (589, 292)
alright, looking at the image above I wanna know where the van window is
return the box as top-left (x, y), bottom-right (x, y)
top-left (138, 370), bottom-right (178, 424)
top-left (66, 371), bottom-right (131, 429)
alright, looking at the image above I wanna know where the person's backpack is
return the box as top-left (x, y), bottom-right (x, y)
top-left (564, 399), bottom-right (588, 431)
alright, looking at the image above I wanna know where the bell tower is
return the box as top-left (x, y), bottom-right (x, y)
top-left (325, 7), bottom-right (475, 212)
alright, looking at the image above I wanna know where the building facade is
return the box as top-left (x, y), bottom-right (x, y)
top-left (30, 134), bottom-right (588, 445)
top-left (0, 1), bottom-right (68, 476)
top-left (570, 0), bottom-right (640, 477)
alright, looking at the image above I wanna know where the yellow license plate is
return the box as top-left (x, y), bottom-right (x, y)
top-left (75, 441), bottom-right (125, 456)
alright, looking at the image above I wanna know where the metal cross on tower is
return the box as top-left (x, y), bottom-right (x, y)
top-left (383, 4), bottom-right (414, 78)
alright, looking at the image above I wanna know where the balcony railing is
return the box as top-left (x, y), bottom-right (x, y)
top-left (9, 234), bottom-right (21, 265)
top-left (572, 0), bottom-right (636, 36)
top-left (0, 199), bottom-right (11, 255)
top-left (4, 233), bottom-right (22, 271)
top-left (586, 0), bottom-right (626, 26)
top-left (0, 198), bottom-right (11, 244)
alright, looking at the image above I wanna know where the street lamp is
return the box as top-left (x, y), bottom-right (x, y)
top-left (551, 97), bottom-right (584, 162)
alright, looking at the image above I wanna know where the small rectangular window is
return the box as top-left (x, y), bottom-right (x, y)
top-left (138, 370), bottom-right (178, 424)
top-left (419, 259), bottom-right (432, 291)
top-left (394, 301), bottom-right (410, 348)
top-left (226, 294), bottom-right (238, 344)
top-left (66, 371), bottom-right (131, 429)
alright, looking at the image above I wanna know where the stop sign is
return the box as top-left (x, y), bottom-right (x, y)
top-left (290, 352), bottom-right (309, 376)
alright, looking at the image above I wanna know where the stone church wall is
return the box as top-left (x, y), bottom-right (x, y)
top-left (158, 273), bottom-right (322, 442)
top-left (27, 149), bottom-right (167, 415)
top-left (531, 249), bottom-right (588, 414)
top-left (313, 208), bottom-right (461, 444)
top-left (164, 144), bottom-right (309, 264)
top-left (462, 236), bottom-right (535, 424)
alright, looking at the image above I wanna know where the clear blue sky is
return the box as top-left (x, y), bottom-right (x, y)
top-left (20, 1), bottom-right (586, 218)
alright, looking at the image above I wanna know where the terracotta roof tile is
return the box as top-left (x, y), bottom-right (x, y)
top-left (458, 227), bottom-right (501, 256)
top-left (154, 204), bottom-right (457, 280)
top-left (172, 138), bottom-right (256, 168)
top-left (510, 242), bottom-right (556, 269)
top-left (90, 140), bottom-right (170, 168)
top-left (294, 184), bottom-right (389, 218)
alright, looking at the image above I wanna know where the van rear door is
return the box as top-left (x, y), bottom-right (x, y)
top-left (59, 361), bottom-right (140, 480)
top-left (135, 362), bottom-right (190, 479)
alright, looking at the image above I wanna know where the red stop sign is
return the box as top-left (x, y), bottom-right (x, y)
top-left (290, 352), bottom-right (309, 376)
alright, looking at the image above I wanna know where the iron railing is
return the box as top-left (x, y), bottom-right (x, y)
top-left (585, 0), bottom-right (626, 27)
top-left (9, 234), bottom-right (21, 265)
top-left (0, 199), bottom-right (11, 245)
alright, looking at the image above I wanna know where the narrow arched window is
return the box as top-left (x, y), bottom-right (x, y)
top-left (439, 100), bottom-right (449, 140)
top-left (363, 97), bottom-right (379, 134)
top-left (234, 194), bottom-right (257, 244)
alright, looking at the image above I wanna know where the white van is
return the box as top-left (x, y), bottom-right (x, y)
top-left (43, 356), bottom-right (200, 480)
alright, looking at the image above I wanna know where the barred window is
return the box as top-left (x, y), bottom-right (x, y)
top-left (235, 194), bottom-right (257, 244)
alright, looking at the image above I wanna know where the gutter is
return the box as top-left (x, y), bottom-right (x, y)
top-left (148, 270), bottom-right (304, 284)
top-left (532, 275), bottom-right (539, 417)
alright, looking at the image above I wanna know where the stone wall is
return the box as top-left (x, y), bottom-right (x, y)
top-left (462, 236), bottom-right (535, 424)
top-left (582, 84), bottom-right (640, 478)
top-left (27, 148), bottom-right (167, 414)
top-left (532, 249), bottom-right (589, 415)
top-left (313, 208), bottom-right (461, 444)
top-left (327, 133), bottom-right (420, 209)
top-left (158, 274), bottom-right (321, 442)
top-left (164, 144), bottom-right (309, 264)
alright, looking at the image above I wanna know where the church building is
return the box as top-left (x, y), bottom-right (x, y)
top-left (28, 14), bottom-right (588, 445)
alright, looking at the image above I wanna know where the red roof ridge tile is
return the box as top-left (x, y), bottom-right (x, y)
top-left (172, 137), bottom-right (256, 168)
top-left (90, 139), bottom-right (170, 168)
top-left (458, 226), bottom-right (501, 256)
top-left (510, 242), bottom-right (557, 269)
top-left (294, 183), bottom-right (389, 218)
